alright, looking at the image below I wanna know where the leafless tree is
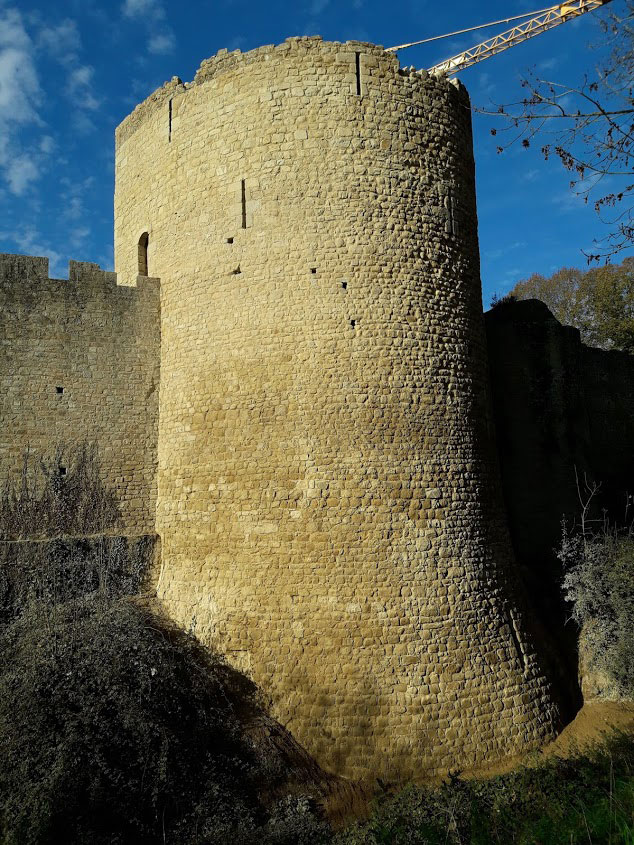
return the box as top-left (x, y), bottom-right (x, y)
top-left (479, 1), bottom-right (634, 261)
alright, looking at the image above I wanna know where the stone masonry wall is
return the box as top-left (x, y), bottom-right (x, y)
top-left (486, 299), bottom-right (634, 709)
top-left (0, 254), bottom-right (160, 535)
top-left (114, 37), bottom-right (560, 781)
top-left (486, 298), bottom-right (634, 587)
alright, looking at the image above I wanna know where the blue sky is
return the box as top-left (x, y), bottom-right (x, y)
top-left (0, 0), bottom-right (630, 305)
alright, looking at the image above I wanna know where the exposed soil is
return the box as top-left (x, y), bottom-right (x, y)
top-left (455, 699), bottom-right (634, 784)
top-left (542, 699), bottom-right (634, 759)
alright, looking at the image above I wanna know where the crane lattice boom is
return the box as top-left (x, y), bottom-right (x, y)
top-left (421, 0), bottom-right (611, 76)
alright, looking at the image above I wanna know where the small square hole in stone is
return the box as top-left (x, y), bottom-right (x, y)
top-left (341, 281), bottom-right (348, 290)
top-left (311, 268), bottom-right (317, 274)
top-left (227, 237), bottom-right (234, 244)
top-left (56, 386), bottom-right (64, 395)
top-left (350, 319), bottom-right (356, 328)
top-left (59, 466), bottom-right (67, 477)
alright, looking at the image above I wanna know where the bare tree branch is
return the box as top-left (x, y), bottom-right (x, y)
top-left (475, 0), bottom-right (634, 261)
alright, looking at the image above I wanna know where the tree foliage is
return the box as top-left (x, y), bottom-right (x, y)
top-left (560, 527), bottom-right (634, 699)
top-left (507, 255), bottom-right (634, 351)
top-left (482, 1), bottom-right (634, 259)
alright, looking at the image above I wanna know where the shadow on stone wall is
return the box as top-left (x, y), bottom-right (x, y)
top-left (485, 299), bottom-right (634, 713)
top-left (0, 442), bottom-right (363, 831)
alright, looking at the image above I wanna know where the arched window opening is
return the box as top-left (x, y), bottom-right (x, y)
top-left (138, 232), bottom-right (149, 276)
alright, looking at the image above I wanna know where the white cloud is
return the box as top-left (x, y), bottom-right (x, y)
top-left (9, 225), bottom-right (64, 276)
top-left (32, 15), bottom-right (102, 113)
top-left (39, 135), bottom-right (54, 154)
top-left (60, 175), bottom-right (94, 222)
top-left (67, 197), bottom-right (82, 218)
top-left (500, 267), bottom-right (524, 284)
top-left (226, 35), bottom-right (246, 52)
top-left (122, 0), bottom-right (163, 17)
top-left (553, 173), bottom-right (605, 212)
top-left (6, 154), bottom-right (38, 194)
top-left (0, 7), bottom-right (31, 51)
top-left (70, 225), bottom-right (90, 247)
top-left (66, 64), bottom-right (100, 109)
top-left (121, 0), bottom-right (174, 55)
top-left (310, 0), bottom-right (329, 14)
top-left (484, 241), bottom-right (527, 262)
top-left (37, 18), bottom-right (80, 62)
top-left (476, 70), bottom-right (496, 97)
top-left (0, 47), bottom-right (39, 124)
top-left (148, 32), bottom-right (174, 54)
top-left (538, 56), bottom-right (560, 72)
top-left (68, 64), bottom-right (92, 87)
top-left (71, 111), bottom-right (97, 135)
top-left (0, 12), bottom-right (40, 124)
top-left (0, 8), bottom-right (51, 195)
top-left (301, 0), bottom-right (333, 36)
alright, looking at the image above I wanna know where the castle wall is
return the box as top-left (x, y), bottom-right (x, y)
top-left (0, 254), bottom-right (160, 535)
top-left (486, 299), bottom-right (634, 706)
top-left (486, 300), bottom-right (587, 578)
top-left (486, 298), bottom-right (634, 575)
top-left (114, 37), bottom-right (559, 781)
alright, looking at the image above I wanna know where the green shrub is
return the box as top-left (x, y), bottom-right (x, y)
top-left (0, 534), bottom-right (155, 626)
top-left (0, 597), bottom-right (330, 845)
top-left (560, 525), bottom-right (634, 698)
top-left (332, 736), bottom-right (634, 844)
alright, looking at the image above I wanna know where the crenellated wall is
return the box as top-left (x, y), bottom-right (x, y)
top-left (0, 254), bottom-right (160, 535)
top-left (114, 37), bottom-right (560, 781)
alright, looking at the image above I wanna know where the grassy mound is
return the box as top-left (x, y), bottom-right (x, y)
top-left (0, 597), bottom-right (328, 845)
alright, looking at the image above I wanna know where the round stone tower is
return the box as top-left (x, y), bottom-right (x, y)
top-left (114, 37), bottom-right (560, 781)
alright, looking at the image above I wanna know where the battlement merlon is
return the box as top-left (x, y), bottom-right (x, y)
top-left (0, 253), bottom-right (49, 281)
top-left (0, 253), bottom-right (160, 297)
top-left (115, 36), bottom-right (469, 148)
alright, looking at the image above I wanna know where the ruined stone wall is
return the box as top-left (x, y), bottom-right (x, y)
top-left (486, 299), bottom-right (634, 709)
top-left (486, 298), bottom-right (634, 576)
top-left (115, 37), bottom-right (559, 781)
top-left (0, 254), bottom-right (160, 535)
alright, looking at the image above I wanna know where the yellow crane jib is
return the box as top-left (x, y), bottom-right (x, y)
top-left (429, 0), bottom-right (612, 75)
top-left (386, 1), bottom-right (613, 76)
